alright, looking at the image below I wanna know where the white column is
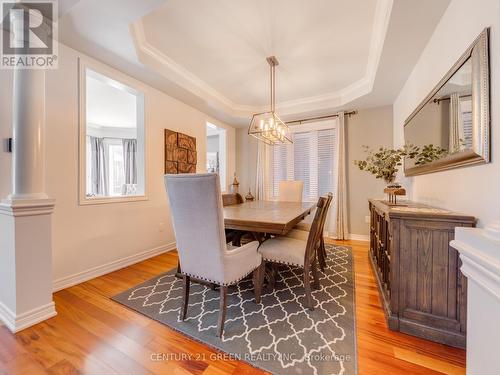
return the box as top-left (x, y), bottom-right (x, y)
top-left (450, 222), bottom-right (500, 375)
top-left (0, 8), bottom-right (56, 332)
top-left (10, 68), bottom-right (48, 200)
top-left (8, 4), bottom-right (48, 200)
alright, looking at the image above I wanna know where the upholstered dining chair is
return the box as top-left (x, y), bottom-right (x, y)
top-left (286, 193), bottom-right (333, 272)
top-left (164, 173), bottom-right (264, 337)
top-left (278, 180), bottom-right (304, 202)
top-left (257, 196), bottom-right (327, 310)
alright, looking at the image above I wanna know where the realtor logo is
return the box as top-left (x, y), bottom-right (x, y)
top-left (1, 1), bottom-right (58, 69)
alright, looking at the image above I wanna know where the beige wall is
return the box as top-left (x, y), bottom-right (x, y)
top-left (235, 105), bottom-right (393, 237)
top-left (393, 0), bottom-right (499, 228)
top-left (0, 43), bottom-right (236, 284)
top-left (346, 106), bottom-right (393, 236)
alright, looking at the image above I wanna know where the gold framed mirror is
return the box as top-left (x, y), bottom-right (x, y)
top-left (404, 28), bottom-right (490, 176)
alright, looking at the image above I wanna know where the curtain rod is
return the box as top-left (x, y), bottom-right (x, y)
top-left (433, 94), bottom-right (472, 104)
top-left (285, 110), bottom-right (357, 125)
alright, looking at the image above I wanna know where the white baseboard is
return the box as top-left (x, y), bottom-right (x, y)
top-left (52, 242), bottom-right (176, 292)
top-left (348, 233), bottom-right (370, 241)
top-left (0, 301), bottom-right (57, 333)
top-left (0, 243), bottom-right (175, 332)
top-left (0, 302), bottom-right (12, 330)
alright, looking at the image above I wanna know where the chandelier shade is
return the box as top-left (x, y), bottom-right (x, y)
top-left (248, 111), bottom-right (292, 145)
top-left (248, 56), bottom-right (292, 145)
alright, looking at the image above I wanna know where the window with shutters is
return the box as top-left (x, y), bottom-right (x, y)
top-left (271, 120), bottom-right (337, 201)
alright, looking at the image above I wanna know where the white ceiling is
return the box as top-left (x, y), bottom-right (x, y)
top-left (141, 0), bottom-right (377, 107)
top-left (86, 75), bottom-right (137, 128)
top-left (58, 0), bottom-right (451, 127)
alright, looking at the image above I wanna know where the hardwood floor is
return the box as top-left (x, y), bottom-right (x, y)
top-left (0, 240), bottom-right (466, 375)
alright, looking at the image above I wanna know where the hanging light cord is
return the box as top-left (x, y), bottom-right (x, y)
top-left (266, 56), bottom-right (278, 113)
top-left (270, 59), bottom-right (275, 112)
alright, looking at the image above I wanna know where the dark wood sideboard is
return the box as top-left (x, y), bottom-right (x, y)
top-left (368, 199), bottom-right (475, 348)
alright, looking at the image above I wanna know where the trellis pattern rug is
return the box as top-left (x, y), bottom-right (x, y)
top-left (112, 244), bottom-right (357, 375)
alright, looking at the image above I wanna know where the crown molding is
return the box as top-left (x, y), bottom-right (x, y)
top-left (130, 0), bottom-right (393, 118)
top-left (130, 20), bottom-right (244, 116)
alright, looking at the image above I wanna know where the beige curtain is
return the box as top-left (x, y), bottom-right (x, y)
top-left (255, 141), bottom-right (271, 200)
top-left (449, 92), bottom-right (462, 153)
top-left (89, 136), bottom-right (108, 196)
top-left (334, 112), bottom-right (348, 240)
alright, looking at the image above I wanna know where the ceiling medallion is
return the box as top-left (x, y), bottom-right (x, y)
top-left (248, 56), bottom-right (292, 145)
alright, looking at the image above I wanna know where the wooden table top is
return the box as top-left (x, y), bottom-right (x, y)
top-left (223, 200), bottom-right (315, 234)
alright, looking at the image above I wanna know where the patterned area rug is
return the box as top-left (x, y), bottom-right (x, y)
top-left (112, 244), bottom-right (357, 375)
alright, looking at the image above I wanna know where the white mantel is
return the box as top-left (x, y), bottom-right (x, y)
top-left (450, 224), bottom-right (500, 375)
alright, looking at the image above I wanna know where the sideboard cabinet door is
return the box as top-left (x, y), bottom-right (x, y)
top-left (398, 220), bottom-right (467, 347)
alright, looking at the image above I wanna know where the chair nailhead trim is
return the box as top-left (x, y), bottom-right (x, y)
top-left (262, 257), bottom-right (303, 267)
top-left (181, 268), bottom-right (256, 286)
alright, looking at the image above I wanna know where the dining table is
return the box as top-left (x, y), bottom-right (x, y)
top-left (223, 199), bottom-right (316, 288)
top-left (176, 199), bottom-right (315, 285)
top-left (223, 200), bottom-right (315, 237)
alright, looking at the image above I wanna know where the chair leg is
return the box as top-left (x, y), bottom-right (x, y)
top-left (303, 265), bottom-right (314, 310)
top-left (217, 286), bottom-right (228, 337)
top-left (267, 263), bottom-right (277, 291)
top-left (317, 245), bottom-right (326, 272)
top-left (180, 275), bottom-right (190, 321)
top-left (318, 238), bottom-right (327, 271)
top-left (252, 261), bottom-right (265, 304)
top-left (311, 258), bottom-right (320, 290)
top-left (321, 237), bottom-right (327, 261)
top-left (175, 261), bottom-right (182, 278)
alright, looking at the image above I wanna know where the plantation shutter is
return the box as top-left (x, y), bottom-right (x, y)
top-left (271, 121), bottom-right (337, 202)
top-left (317, 128), bottom-right (337, 198)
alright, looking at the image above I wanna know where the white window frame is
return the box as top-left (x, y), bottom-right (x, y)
top-left (78, 58), bottom-right (149, 205)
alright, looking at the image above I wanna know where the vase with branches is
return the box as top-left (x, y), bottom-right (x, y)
top-left (354, 143), bottom-right (447, 186)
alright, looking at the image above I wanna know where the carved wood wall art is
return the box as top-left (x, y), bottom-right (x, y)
top-left (164, 129), bottom-right (197, 174)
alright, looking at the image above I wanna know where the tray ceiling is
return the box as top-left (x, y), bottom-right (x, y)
top-left (132, 0), bottom-right (391, 115)
top-left (57, 0), bottom-right (451, 126)
top-left (139, 0), bottom-right (378, 107)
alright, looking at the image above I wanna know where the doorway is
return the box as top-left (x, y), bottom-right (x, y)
top-left (206, 122), bottom-right (227, 191)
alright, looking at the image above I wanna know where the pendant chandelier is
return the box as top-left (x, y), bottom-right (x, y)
top-left (248, 56), bottom-right (293, 145)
